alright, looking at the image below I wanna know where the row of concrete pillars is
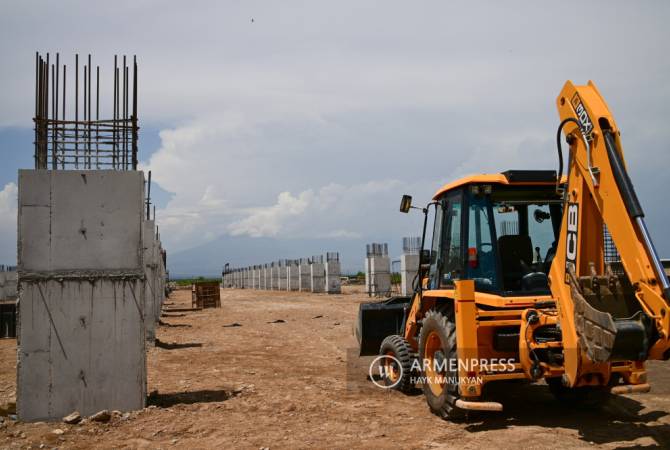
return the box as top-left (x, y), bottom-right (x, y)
top-left (365, 240), bottom-right (420, 297)
top-left (0, 266), bottom-right (17, 302)
top-left (224, 254), bottom-right (341, 294)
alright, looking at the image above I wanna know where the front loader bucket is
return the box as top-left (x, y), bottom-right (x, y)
top-left (356, 296), bottom-right (410, 356)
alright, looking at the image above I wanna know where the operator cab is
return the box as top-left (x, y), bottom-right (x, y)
top-left (428, 170), bottom-right (563, 296)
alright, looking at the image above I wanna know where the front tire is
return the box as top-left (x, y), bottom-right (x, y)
top-left (378, 335), bottom-right (416, 392)
top-left (418, 308), bottom-right (465, 420)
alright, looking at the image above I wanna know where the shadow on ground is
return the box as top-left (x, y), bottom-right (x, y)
top-left (155, 339), bottom-right (202, 350)
top-left (158, 320), bottom-right (192, 328)
top-left (148, 389), bottom-right (239, 408)
top-left (464, 382), bottom-right (670, 447)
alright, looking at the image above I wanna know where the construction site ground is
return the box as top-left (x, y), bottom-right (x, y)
top-left (1, 286), bottom-right (669, 449)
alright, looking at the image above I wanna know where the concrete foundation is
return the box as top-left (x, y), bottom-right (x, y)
top-left (325, 253), bottom-right (341, 294)
top-left (143, 220), bottom-right (158, 343)
top-left (278, 261), bottom-right (288, 290)
top-left (271, 263), bottom-right (279, 290)
top-left (17, 170), bottom-right (147, 421)
top-left (369, 256), bottom-right (391, 296)
top-left (400, 254), bottom-right (419, 296)
top-left (0, 267), bottom-right (17, 301)
top-left (287, 261), bottom-right (300, 291)
top-left (253, 266), bottom-right (260, 289)
top-left (310, 257), bottom-right (325, 293)
top-left (299, 260), bottom-right (311, 292)
top-left (366, 243), bottom-right (391, 297)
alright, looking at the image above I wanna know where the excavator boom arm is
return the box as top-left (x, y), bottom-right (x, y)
top-left (550, 81), bottom-right (670, 387)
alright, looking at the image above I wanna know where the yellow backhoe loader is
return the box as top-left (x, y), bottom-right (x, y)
top-left (356, 81), bottom-right (670, 419)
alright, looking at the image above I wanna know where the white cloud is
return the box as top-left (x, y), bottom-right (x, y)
top-left (228, 190), bottom-right (314, 237)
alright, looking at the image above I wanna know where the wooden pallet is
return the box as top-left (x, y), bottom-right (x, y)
top-left (192, 281), bottom-right (221, 309)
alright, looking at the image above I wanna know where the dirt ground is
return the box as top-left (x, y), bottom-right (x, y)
top-left (0, 286), bottom-right (669, 449)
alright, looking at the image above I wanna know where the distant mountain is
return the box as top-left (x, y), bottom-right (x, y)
top-left (167, 234), bottom-right (407, 278)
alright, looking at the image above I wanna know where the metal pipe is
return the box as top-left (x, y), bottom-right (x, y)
top-left (635, 217), bottom-right (670, 295)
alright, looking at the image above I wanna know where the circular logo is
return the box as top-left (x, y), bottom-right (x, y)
top-left (369, 354), bottom-right (403, 389)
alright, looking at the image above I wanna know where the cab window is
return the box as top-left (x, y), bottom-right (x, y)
top-left (429, 190), bottom-right (463, 288)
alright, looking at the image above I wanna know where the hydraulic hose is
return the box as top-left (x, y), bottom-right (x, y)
top-left (555, 117), bottom-right (582, 193)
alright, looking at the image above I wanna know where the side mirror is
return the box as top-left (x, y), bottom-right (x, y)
top-left (420, 249), bottom-right (431, 265)
top-left (400, 195), bottom-right (413, 213)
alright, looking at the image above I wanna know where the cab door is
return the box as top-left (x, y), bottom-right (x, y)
top-left (428, 189), bottom-right (465, 289)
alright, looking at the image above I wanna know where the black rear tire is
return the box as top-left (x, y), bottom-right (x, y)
top-left (378, 335), bottom-right (417, 392)
top-left (418, 308), bottom-right (465, 420)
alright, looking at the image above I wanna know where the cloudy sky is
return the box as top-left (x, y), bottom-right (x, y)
top-left (1, 1), bottom-right (669, 274)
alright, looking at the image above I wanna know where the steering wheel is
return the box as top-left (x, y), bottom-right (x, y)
top-left (479, 243), bottom-right (493, 251)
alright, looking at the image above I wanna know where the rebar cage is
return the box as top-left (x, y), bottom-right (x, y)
top-left (34, 52), bottom-right (139, 170)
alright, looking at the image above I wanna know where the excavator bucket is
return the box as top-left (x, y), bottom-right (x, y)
top-left (568, 268), bottom-right (652, 362)
top-left (355, 296), bottom-right (410, 356)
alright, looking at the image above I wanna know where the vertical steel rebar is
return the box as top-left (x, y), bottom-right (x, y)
top-left (88, 55), bottom-right (92, 169)
top-left (96, 66), bottom-right (100, 169)
top-left (34, 53), bottom-right (44, 169)
top-left (146, 170), bottom-right (152, 220)
top-left (122, 55), bottom-right (127, 169)
top-left (55, 53), bottom-right (59, 169)
top-left (62, 65), bottom-right (66, 169)
top-left (125, 64), bottom-right (129, 169)
top-left (84, 63), bottom-right (88, 168)
top-left (33, 53), bottom-right (140, 171)
top-left (45, 54), bottom-right (49, 168)
top-left (75, 54), bottom-right (79, 169)
top-left (113, 55), bottom-right (117, 169)
top-left (51, 63), bottom-right (55, 169)
top-left (132, 55), bottom-right (138, 170)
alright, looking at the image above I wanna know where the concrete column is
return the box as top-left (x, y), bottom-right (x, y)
top-left (400, 254), bottom-right (419, 296)
top-left (156, 242), bottom-right (166, 321)
top-left (370, 256), bottom-right (391, 296)
top-left (366, 243), bottom-right (390, 297)
top-left (364, 257), bottom-right (371, 296)
top-left (262, 265), bottom-right (268, 289)
top-left (143, 219), bottom-right (158, 343)
top-left (270, 263), bottom-right (279, 290)
top-left (310, 255), bottom-right (325, 293)
top-left (17, 170), bottom-right (147, 421)
top-left (278, 260), bottom-right (288, 290)
top-left (288, 260), bottom-right (300, 291)
top-left (0, 267), bottom-right (17, 301)
top-left (325, 252), bottom-right (341, 294)
top-left (298, 258), bottom-right (311, 292)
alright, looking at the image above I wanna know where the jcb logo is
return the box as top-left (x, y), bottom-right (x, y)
top-left (571, 93), bottom-right (593, 141)
top-left (564, 203), bottom-right (579, 282)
